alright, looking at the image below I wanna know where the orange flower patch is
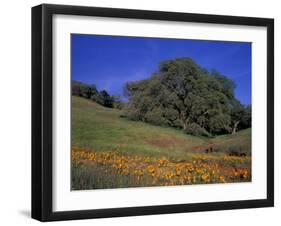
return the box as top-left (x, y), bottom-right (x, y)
top-left (72, 148), bottom-right (251, 187)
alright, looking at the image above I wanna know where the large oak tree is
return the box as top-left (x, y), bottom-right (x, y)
top-left (125, 58), bottom-right (251, 136)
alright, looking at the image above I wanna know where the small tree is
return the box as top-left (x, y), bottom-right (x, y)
top-left (72, 81), bottom-right (98, 99)
top-left (88, 84), bottom-right (98, 99)
top-left (94, 90), bottom-right (114, 108)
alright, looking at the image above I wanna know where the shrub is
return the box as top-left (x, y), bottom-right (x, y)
top-left (227, 144), bottom-right (242, 153)
top-left (213, 143), bottom-right (251, 156)
top-left (144, 108), bottom-right (166, 126)
top-left (92, 90), bottom-right (114, 108)
top-left (124, 108), bottom-right (143, 121)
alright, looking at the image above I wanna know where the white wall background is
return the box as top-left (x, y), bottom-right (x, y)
top-left (0, 0), bottom-right (279, 225)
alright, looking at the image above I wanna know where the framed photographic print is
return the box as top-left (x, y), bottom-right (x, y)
top-left (32, 4), bottom-right (274, 221)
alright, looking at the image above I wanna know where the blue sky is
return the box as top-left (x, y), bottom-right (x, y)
top-left (72, 34), bottom-right (252, 105)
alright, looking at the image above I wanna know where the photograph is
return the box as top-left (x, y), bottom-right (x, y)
top-left (71, 34), bottom-right (252, 190)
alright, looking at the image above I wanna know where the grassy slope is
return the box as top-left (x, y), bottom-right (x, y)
top-left (72, 96), bottom-right (251, 159)
top-left (212, 128), bottom-right (251, 156)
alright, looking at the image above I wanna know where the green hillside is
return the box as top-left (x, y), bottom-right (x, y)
top-left (71, 96), bottom-right (252, 189)
top-left (71, 96), bottom-right (251, 160)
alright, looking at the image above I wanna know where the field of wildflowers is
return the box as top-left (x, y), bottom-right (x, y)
top-left (71, 148), bottom-right (251, 190)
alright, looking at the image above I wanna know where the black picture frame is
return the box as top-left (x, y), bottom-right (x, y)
top-left (32, 3), bottom-right (274, 222)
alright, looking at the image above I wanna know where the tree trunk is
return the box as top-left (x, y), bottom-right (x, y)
top-left (183, 122), bottom-right (187, 130)
top-left (181, 117), bottom-right (189, 131)
top-left (232, 121), bottom-right (240, 134)
top-left (178, 109), bottom-right (189, 131)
